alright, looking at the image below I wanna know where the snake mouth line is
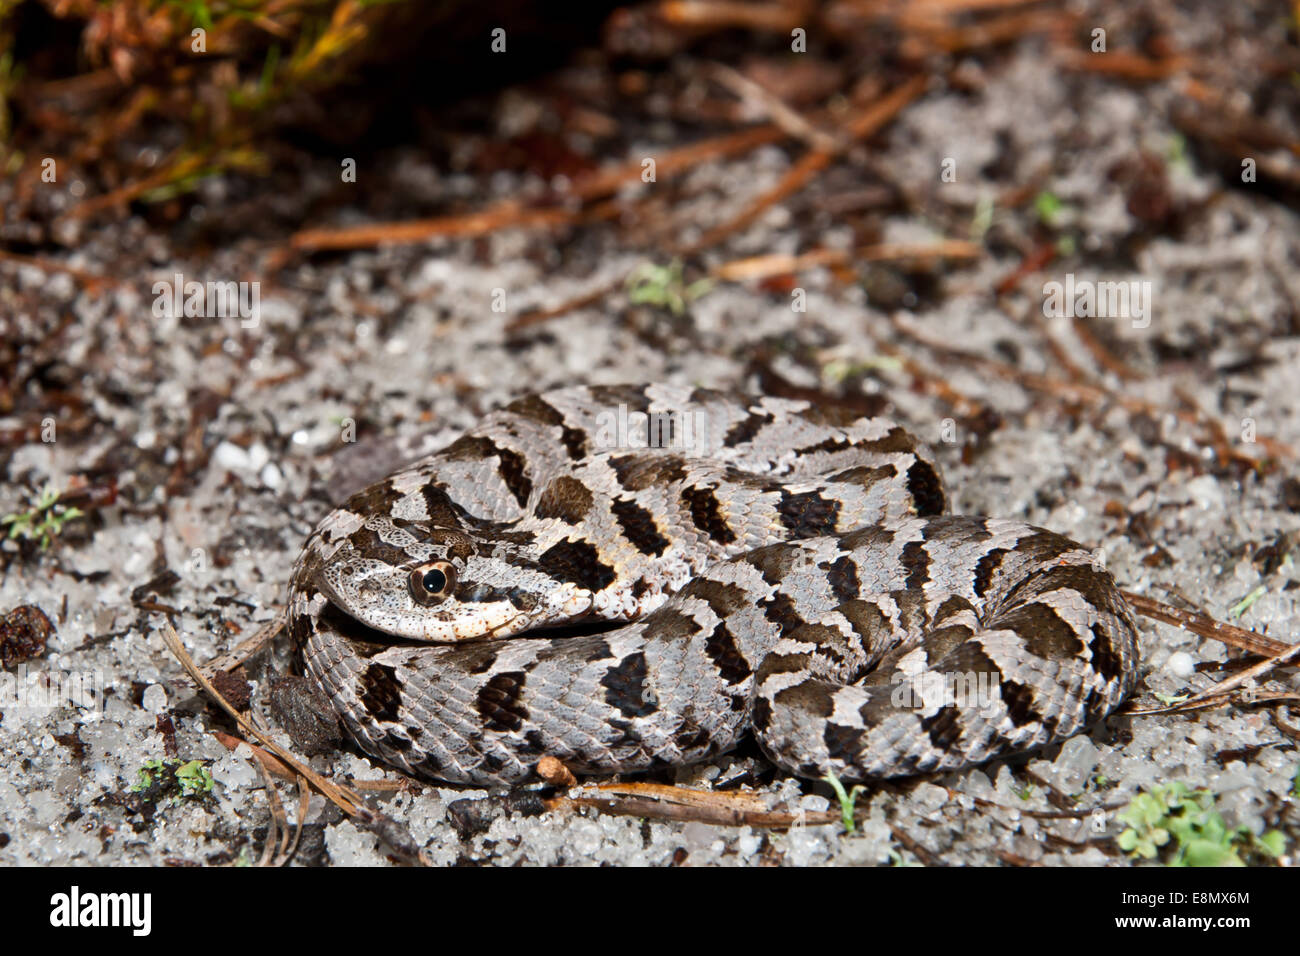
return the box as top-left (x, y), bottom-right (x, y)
top-left (318, 601), bottom-right (411, 652)
top-left (317, 598), bottom-right (621, 649)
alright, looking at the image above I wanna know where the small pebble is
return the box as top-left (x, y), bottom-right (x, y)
top-left (141, 683), bottom-right (168, 714)
top-left (1167, 651), bottom-right (1196, 678)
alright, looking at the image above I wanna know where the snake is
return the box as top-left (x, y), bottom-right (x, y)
top-left (287, 384), bottom-right (1139, 788)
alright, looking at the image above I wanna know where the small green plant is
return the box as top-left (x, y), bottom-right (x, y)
top-left (1033, 190), bottom-right (1069, 227)
top-left (969, 194), bottom-right (994, 240)
top-left (626, 260), bottom-right (712, 316)
top-left (1, 485), bottom-right (83, 550)
top-left (174, 759), bottom-right (215, 798)
top-left (1166, 133), bottom-right (1190, 172)
top-left (1116, 782), bottom-right (1285, 866)
top-left (132, 759), bottom-right (163, 792)
top-left (1228, 584), bottom-right (1267, 619)
top-left (131, 758), bottom-right (215, 806)
top-left (823, 770), bottom-right (866, 834)
top-left (821, 355), bottom-right (902, 385)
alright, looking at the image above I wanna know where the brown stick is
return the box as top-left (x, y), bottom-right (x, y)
top-left (711, 240), bottom-right (980, 282)
top-left (1181, 640), bottom-right (1300, 707)
top-left (1120, 591), bottom-right (1292, 658)
top-left (160, 620), bottom-right (368, 817)
top-left (1124, 690), bottom-right (1300, 717)
top-left (160, 618), bottom-right (427, 863)
top-left (288, 123), bottom-right (789, 255)
top-left (289, 203), bottom-right (580, 252)
top-left (548, 790), bottom-right (842, 829)
top-left (684, 75), bottom-right (928, 253)
top-left (195, 608), bottom-right (285, 684)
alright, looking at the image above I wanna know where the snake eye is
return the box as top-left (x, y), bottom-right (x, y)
top-left (409, 561), bottom-right (456, 605)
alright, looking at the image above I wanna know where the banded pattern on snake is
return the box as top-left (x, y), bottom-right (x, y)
top-left (288, 384), bottom-right (1139, 787)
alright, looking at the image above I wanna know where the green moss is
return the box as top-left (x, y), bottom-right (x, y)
top-left (2, 484), bottom-right (84, 550)
top-left (130, 758), bottom-right (215, 806)
top-left (1116, 782), bottom-right (1285, 866)
top-left (626, 260), bottom-right (713, 316)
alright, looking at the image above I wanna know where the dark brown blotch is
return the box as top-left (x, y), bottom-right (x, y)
top-left (824, 554), bottom-right (860, 602)
top-left (776, 489), bottom-right (842, 537)
top-left (677, 577), bottom-right (752, 619)
top-left (359, 663), bottom-right (403, 723)
top-left (795, 435), bottom-right (850, 456)
top-left (534, 475), bottom-right (594, 524)
top-left (439, 435), bottom-right (532, 507)
top-left (672, 719), bottom-right (711, 754)
top-left (828, 463), bottom-right (897, 489)
top-left (641, 607), bottom-right (705, 644)
top-left (723, 409), bottom-right (774, 447)
top-left (836, 523), bottom-right (895, 552)
top-left (1088, 622), bottom-right (1126, 682)
top-left (1013, 529), bottom-right (1083, 563)
top-left (998, 679), bottom-right (1042, 728)
top-left (823, 722), bottom-right (864, 762)
top-left (460, 643), bottom-right (500, 675)
top-left (998, 601), bottom-right (1086, 661)
top-left (973, 548), bottom-right (1006, 598)
top-left (560, 425), bottom-right (588, 460)
top-left (900, 540), bottom-right (931, 590)
top-left (704, 620), bottom-right (752, 685)
top-left (504, 393), bottom-right (565, 426)
top-left (441, 434), bottom-right (496, 462)
top-left (906, 459), bottom-right (946, 516)
top-left (600, 651), bottom-right (657, 718)
top-left (760, 591), bottom-right (807, 635)
top-left (495, 446), bottom-right (533, 508)
top-left (919, 703), bottom-right (965, 751)
top-left (609, 454), bottom-right (689, 492)
top-left (772, 680), bottom-right (835, 718)
top-left (588, 384), bottom-right (651, 414)
top-left (681, 484), bottom-right (736, 544)
top-left (836, 599), bottom-right (892, 651)
top-left (475, 671), bottom-right (529, 733)
top-left (798, 403), bottom-right (870, 428)
top-left (537, 538), bottom-right (617, 592)
top-left (420, 483), bottom-right (469, 528)
top-left (610, 497), bottom-right (671, 556)
top-left (345, 527), bottom-right (417, 568)
top-left (862, 425), bottom-right (919, 455)
top-left (743, 542), bottom-right (802, 585)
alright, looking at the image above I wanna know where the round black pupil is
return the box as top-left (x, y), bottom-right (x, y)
top-left (421, 568), bottom-right (447, 593)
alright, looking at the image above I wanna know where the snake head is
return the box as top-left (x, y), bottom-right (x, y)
top-left (306, 508), bottom-right (590, 642)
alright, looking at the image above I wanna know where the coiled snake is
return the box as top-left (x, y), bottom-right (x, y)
top-left (288, 384), bottom-right (1138, 787)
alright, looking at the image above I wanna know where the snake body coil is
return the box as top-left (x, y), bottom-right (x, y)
top-left (289, 385), bottom-right (1138, 787)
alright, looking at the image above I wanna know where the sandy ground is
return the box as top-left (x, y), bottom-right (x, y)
top-left (1, 6), bottom-right (1298, 866)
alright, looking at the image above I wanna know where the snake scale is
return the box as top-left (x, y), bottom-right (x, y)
top-left (288, 384), bottom-right (1139, 788)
